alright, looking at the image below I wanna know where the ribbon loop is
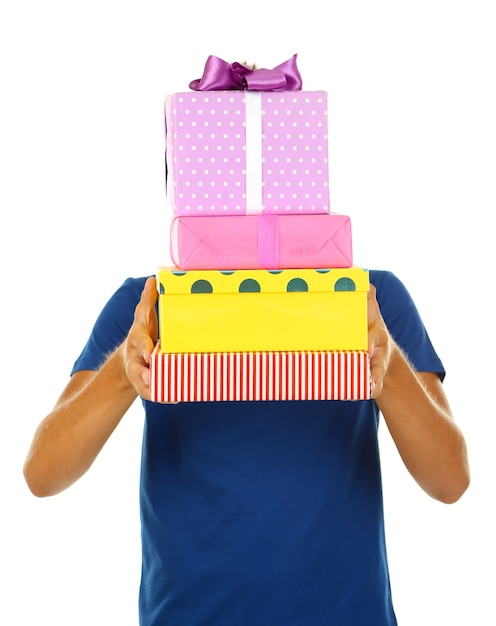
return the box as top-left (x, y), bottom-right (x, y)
top-left (189, 54), bottom-right (302, 91)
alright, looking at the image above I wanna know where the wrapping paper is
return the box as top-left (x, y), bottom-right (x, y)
top-left (157, 267), bottom-right (369, 353)
top-left (164, 90), bottom-right (330, 215)
top-left (150, 344), bottom-right (372, 403)
top-left (170, 213), bottom-right (353, 270)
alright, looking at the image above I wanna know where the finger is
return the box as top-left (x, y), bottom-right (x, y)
top-left (367, 283), bottom-right (379, 326)
top-left (369, 347), bottom-right (387, 398)
top-left (139, 365), bottom-right (152, 400)
top-left (134, 278), bottom-right (159, 363)
top-left (142, 275), bottom-right (158, 306)
top-left (135, 277), bottom-right (158, 322)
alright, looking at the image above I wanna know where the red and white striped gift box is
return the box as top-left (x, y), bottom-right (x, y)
top-left (150, 343), bottom-right (372, 403)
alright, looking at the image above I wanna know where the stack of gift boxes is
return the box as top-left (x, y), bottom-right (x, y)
top-left (150, 55), bottom-right (372, 403)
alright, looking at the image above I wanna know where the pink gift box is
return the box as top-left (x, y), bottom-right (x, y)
top-left (164, 90), bottom-right (330, 216)
top-left (150, 343), bottom-right (372, 403)
top-left (170, 213), bottom-right (353, 270)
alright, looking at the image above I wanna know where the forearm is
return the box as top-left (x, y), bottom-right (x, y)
top-left (376, 342), bottom-right (469, 504)
top-left (24, 345), bottom-right (138, 497)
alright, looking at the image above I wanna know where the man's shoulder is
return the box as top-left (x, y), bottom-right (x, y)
top-left (96, 276), bottom-right (154, 324)
top-left (121, 275), bottom-right (154, 291)
top-left (367, 269), bottom-right (406, 295)
top-left (367, 269), bottom-right (395, 283)
top-left (112, 276), bottom-right (154, 302)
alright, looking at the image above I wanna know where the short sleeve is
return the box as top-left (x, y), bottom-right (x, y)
top-left (71, 276), bottom-right (150, 375)
top-left (369, 270), bottom-right (445, 379)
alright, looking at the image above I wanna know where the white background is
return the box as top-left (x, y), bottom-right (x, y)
top-left (1, 1), bottom-right (495, 624)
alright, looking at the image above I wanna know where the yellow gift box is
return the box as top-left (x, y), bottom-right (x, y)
top-left (157, 267), bottom-right (369, 353)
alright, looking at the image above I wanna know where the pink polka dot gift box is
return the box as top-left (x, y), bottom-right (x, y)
top-left (164, 55), bottom-right (331, 216)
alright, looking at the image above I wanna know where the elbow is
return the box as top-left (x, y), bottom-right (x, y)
top-left (23, 463), bottom-right (47, 498)
top-left (433, 437), bottom-right (471, 505)
top-left (23, 459), bottom-right (58, 498)
top-left (23, 454), bottom-right (82, 498)
top-left (433, 468), bottom-right (471, 505)
top-left (444, 475), bottom-right (471, 505)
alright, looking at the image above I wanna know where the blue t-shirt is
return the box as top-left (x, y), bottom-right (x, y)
top-left (72, 270), bottom-right (444, 625)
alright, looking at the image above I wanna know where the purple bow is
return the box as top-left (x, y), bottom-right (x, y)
top-left (189, 54), bottom-right (302, 91)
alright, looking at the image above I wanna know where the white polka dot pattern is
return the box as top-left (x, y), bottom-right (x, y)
top-left (164, 91), bottom-right (330, 215)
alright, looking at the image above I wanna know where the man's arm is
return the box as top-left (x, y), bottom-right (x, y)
top-left (367, 284), bottom-right (470, 504)
top-left (23, 277), bottom-right (158, 497)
